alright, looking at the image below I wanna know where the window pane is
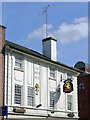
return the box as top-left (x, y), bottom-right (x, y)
top-left (82, 87), bottom-right (84, 90)
top-left (82, 83), bottom-right (84, 86)
top-left (50, 68), bottom-right (55, 78)
top-left (79, 83), bottom-right (85, 91)
top-left (67, 95), bottom-right (72, 110)
top-left (68, 103), bottom-right (71, 110)
top-left (14, 85), bottom-right (21, 105)
top-left (28, 87), bottom-right (35, 106)
top-left (67, 73), bottom-right (72, 79)
top-left (50, 92), bottom-right (54, 108)
top-left (15, 56), bottom-right (22, 68)
top-left (15, 62), bottom-right (22, 68)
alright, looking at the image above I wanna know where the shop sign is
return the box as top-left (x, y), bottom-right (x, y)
top-left (63, 80), bottom-right (73, 93)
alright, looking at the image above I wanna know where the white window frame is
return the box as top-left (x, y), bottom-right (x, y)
top-left (27, 87), bottom-right (35, 107)
top-left (15, 55), bottom-right (23, 69)
top-left (67, 95), bottom-right (72, 110)
top-left (50, 68), bottom-right (55, 79)
top-left (14, 84), bottom-right (22, 105)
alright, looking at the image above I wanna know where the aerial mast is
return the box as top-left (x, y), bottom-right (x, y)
top-left (39, 4), bottom-right (50, 39)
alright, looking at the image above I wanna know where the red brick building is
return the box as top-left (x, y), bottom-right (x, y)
top-left (78, 73), bottom-right (90, 120)
top-left (0, 25), bottom-right (6, 120)
top-left (75, 62), bottom-right (90, 120)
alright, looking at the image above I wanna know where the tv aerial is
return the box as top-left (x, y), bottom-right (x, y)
top-left (39, 4), bottom-right (51, 39)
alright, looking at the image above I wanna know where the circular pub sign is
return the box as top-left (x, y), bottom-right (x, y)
top-left (63, 80), bottom-right (73, 93)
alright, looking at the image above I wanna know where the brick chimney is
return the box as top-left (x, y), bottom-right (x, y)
top-left (42, 37), bottom-right (57, 61)
top-left (0, 25), bottom-right (6, 118)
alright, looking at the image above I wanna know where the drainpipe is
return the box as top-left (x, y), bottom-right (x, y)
top-left (7, 47), bottom-right (14, 106)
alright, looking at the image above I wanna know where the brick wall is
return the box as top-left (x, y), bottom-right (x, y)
top-left (0, 25), bottom-right (6, 119)
top-left (78, 74), bottom-right (90, 120)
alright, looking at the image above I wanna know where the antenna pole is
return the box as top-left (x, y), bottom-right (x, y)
top-left (42, 13), bottom-right (43, 40)
top-left (46, 9), bottom-right (47, 38)
top-left (44, 5), bottom-right (50, 38)
top-left (39, 4), bottom-right (50, 39)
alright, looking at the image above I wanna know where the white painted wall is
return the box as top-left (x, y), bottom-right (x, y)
top-left (51, 40), bottom-right (57, 61)
top-left (5, 50), bottom-right (79, 119)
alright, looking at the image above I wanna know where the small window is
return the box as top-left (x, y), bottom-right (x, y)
top-left (50, 68), bottom-right (55, 78)
top-left (67, 73), bottom-right (72, 79)
top-left (27, 87), bottom-right (35, 106)
top-left (50, 91), bottom-right (55, 108)
top-left (79, 83), bottom-right (85, 91)
top-left (14, 85), bottom-right (21, 105)
top-left (15, 56), bottom-right (22, 69)
top-left (67, 95), bottom-right (72, 110)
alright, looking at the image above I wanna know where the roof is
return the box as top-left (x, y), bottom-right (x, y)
top-left (42, 37), bottom-right (57, 42)
top-left (5, 40), bottom-right (83, 73)
top-left (0, 25), bottom-right (6, 29)
top-left (78, 72), bottom-right (89, 77)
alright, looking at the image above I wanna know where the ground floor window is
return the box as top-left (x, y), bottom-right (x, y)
top-left (50, 91), bottom-right (55, 108)
top-left (67, 95), bottom-right (72, 110)
top-left (14, 84), bottom-right (21, 105)
top-left (27, 87), bottom-right (35, 106)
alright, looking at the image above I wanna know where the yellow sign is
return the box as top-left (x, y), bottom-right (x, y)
top-left (63, 80), bottom-right (73, 93)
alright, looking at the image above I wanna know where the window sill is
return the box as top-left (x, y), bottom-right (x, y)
top-left (49, 108), bottom-right (55, 110)
top-left (49, 77), bottom-right (56, 81)
top-left (66, 110), bottom-right (72, 112)
top-left (14, 67), bottom-right (24, 72)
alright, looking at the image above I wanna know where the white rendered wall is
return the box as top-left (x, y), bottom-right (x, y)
top-left (5, 50), bottom-right (79, 119)
top-left (51, 40), bottom-right (57, 61)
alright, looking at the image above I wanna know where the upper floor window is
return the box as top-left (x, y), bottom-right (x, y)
top-left (79, 83), bottom-right (85, 91)
top-left (67, 73), bottom-right (72, 79)
top-left (15, 56), bottom-right (22, 69)
top-left (14, 84), bottom-right (21, 105)
top-left (50, 68), bottom-right (55, 78)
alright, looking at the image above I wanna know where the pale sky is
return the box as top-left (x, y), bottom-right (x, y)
top-left (2, 2), bottom-right (88, 66)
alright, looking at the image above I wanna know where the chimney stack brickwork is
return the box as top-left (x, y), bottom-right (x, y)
top-left (0, 25), bottom-right (6, 119)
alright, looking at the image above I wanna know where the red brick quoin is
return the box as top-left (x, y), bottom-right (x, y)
top-left (0, 25), bottom-right (6, 120)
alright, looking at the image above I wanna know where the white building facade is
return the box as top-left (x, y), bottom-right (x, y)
top-left (4, 37), bottom-right (80, 120)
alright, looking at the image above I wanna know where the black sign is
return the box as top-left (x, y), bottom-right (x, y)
top-left (63, 80), bottom-right (73, 93)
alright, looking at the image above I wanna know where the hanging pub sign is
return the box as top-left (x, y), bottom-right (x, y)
top-left (63, 79), bottom-right (73, 93)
